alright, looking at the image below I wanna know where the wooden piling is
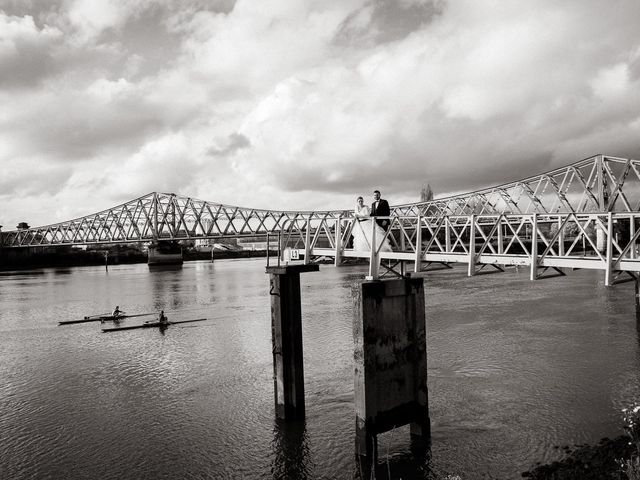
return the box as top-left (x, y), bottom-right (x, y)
top-left (354, 276), bottom-right (430, 465)
top-left (267, 264), bottom-right (319, 420)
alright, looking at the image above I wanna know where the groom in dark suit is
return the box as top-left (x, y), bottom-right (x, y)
top-left (371, 189), bottom-right (391, 231)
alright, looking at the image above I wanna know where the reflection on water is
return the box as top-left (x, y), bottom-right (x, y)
top-left (271, 419), bottom-right (311, 479)
top-left (1, 259), bottom-right (640, 479)
top-left (147, 264), bottom-right (184, 271)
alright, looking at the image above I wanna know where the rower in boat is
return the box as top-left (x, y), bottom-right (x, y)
top-left (145, 310), bottom-right (168, 326)
top-left (112, 306), bottom-right (123, 319)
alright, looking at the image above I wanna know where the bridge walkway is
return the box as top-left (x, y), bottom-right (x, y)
top-left (278, 212), bottom-right (640, 287)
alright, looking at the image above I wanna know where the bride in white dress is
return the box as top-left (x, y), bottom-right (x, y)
top-left (352, 196), bottom-right (392, 252)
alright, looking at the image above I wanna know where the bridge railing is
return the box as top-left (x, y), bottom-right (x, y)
top-left (278, 212), bottom-right (640, 285)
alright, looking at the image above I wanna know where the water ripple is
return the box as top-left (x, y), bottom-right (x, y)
top-left (1, 261), bottom-right (639, 479)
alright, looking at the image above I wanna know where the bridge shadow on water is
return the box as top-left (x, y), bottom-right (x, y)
top-left (358, 436), bottom-right (434, 480)
top-left (147, 264), bottom-right (183, 272)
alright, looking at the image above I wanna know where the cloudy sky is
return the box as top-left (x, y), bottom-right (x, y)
top-left (1, 0), bottom-right (640, 228)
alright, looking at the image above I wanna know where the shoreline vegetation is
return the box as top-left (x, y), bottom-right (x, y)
top-left (521, 435), bottom-right (633, 479)
top-left (523, 406), bottom-right (640, 479)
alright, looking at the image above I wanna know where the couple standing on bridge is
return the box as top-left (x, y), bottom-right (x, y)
top-left (352, 190), bottom-right (393, 252)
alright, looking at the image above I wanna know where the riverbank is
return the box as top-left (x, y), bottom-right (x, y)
top-left (0, 247), bottom-right (276, 270)
top-left (522, 435), bottom-right (633, 479)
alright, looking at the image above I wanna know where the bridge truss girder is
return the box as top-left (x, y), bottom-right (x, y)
top-left (393, 154), bottom-right (640, 217)
top-left (1, 154), bottom-right (639, 250)
top-left (0, 192), bottom-right (348, 248)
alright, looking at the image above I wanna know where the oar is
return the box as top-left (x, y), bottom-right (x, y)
top-left (60, 315), bottom-right (115, 325)
top-left (177, 324), bottom-right (215, 328)
top-left (99, 311), bottom-right (157, 323)
top-left (102, 318), bottom-right (207, 332)
top-left (120, 312), bottom-right (156, 318)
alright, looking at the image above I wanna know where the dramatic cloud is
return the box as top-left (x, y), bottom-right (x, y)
top-left (1, 0), bottom-right (639, 228)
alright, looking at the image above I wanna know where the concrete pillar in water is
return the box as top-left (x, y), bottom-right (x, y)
top-left (354, 276), bottom-right (430, 465)
top-left (266, 264), bottom-right (319, 420)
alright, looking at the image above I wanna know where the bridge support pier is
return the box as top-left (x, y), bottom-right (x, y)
top-left (148, 241), bottom-right (183, 266)
top-left (266, 264), bottom-right (319, 420)
top-left (354, 276), bottom-right (430, 470)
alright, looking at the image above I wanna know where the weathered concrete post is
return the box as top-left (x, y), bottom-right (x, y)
top-left (354, 276), bottom-right (430, 465)
top-left (267, 264), bottom-right (319, 420)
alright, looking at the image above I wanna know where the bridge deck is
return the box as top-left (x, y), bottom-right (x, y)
top-left (285, 212), bottom-right (640, 286)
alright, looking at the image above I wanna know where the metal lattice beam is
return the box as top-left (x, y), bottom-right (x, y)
top-left (3, 154), bottom-right (640, 249)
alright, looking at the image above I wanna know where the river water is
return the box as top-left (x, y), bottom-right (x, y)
top-left (1, 258), bottom-right (639, 479)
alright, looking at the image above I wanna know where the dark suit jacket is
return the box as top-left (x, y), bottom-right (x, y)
top-left (371, 199), bottom-right (390, 230)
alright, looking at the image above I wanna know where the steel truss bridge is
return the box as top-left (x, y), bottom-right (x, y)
top-left (3, 154), bottom-right (640, 285)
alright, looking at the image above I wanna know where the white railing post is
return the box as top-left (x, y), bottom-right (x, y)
top-left (334, 216), bottom-right (342, 266)
top-left (558, 216), bottom-right (564, 256)
top-left (530, 214), bottom-right (538, 281)
top-left (497, 215), bottom-right (503, 255)
top-left (152, 192), bottom-right (159, 241)
top-left (368, 219), bottom-right (379, 279)
top-left (605, 212), bottom-right (613, 286)
top-left (468, 215), bottom-right (476, 277)
top-left (630, 214), bottom-right (636, 260)
top-left (414, 215), bottom-right (422, 273)
top-left (445, 216), bottom-right (451, 252)
top-left (279, 221), bottom-right (288, 263)
top-left (304, 215), bottom-right (311, 265)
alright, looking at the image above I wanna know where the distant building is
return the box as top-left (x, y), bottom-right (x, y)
top-left (420, 184), bottom-right (434, 202)
top-left (236, 240), bottom-right (269, 251)
top-left (195, 219), bottom-right (214, 247)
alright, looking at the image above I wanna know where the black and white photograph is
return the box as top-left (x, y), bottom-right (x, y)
top-left (2, 1), bottom-right (640, 479)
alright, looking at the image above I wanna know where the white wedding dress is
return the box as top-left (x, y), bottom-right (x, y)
top-left (352, 204), bottom-right (392, 252)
